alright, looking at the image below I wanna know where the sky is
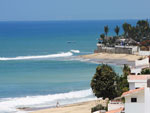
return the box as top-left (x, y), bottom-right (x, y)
top-left (0, 0), bottom-right (150, 21)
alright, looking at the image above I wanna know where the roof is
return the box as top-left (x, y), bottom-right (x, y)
top-left (128, 75), bottom-right (150, 81)
top-left (122, 87), bottom-right (144, 97)
top-left (106, 107), bottom-right (124, 113)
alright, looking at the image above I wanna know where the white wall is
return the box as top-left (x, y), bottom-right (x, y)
top-left (125, 103), bottom-right (145, 113)
top-left (135, 58), bottom-right (149, 67)
top-left (139, 51), bottom-right (150, 56)
top-left (125, 91), bottom-right (144, 103)
top-left (129, 81), bottom-right (147, 90)
top-left (145, 88), bottom-right (150, 113)
top-left (135, 82), bottom-right (147, 88)
top-left (108, 103), bottom-right (124, 111)
top-left (129, 83), bottom-right (135, 90)
top-left (125, 90), bottom-right (145, 113)
top-left (130, 68), bottom-right (141, 75)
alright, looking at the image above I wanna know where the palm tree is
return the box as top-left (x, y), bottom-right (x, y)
top-left (122, 23), bottom-right (131, 38)
top-left (115, 25), bottom-right (120, 36)
top-left (104, 26), bottom-right (109, 37)
top-left (100, 33), bottom-right (105, 44)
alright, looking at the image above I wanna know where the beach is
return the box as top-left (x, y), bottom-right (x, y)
top-left (31, 100), bottom-right (97, 113)
top-left (80, 53), bottom-right (144, 61)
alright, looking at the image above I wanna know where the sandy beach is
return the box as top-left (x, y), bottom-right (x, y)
top-left (80, 53), bottom-right (144, 61)
top-left (31, 100), bottom-right (97, 113)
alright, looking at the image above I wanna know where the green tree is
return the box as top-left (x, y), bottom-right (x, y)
top-left (123, 64), bottom-right (131, 76)
top-left (90, 64), bottom-right (117, 99)
top-left (116, 64), bottom-right (129, 96)
top-left (100, 33), bottom-right (105, 42)
top-left (114, 26), bottom-right (120, 36)
top-left (104, 26), bottom-right (109, 37)
top-left (122, 23), bottom-right (131, 38)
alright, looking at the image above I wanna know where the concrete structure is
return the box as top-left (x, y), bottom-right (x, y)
top-left (139, 50), bottom-right (150, 56)
top-left (122, 88), bottom-right (145, 113)
top-left (96, 44), bottom-right (138, 54)
top-left (108, 100), bottom-right (124, 111)
top-left (128, 75), bottom-right (150, 90)
top-left (106, 107), bottom-right (124, 113)
top-left (130, 57), bottom-right (149, 75)
top-left (122, 74), bottom-right (150, 113)
top-left (122, 87), bottom-right (150, 113)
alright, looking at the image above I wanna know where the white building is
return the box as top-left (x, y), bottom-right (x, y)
top-left (122, 87), bottom-right (145, 113)
top-left (130, 57), bottom-right (149, 75)
top-left (128, 75), bottom-right (150, 90)
top-left (122, 87), bottom-right (150, 113)
top-left (122, 74), bottom-right (150, 113)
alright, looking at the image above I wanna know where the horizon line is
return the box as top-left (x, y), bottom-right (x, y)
top-left (0, 18), bottom-right (149, 22)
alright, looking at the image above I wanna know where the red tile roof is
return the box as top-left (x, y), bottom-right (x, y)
top-left (128, 75), bottom-right (150, 80)
top-left (122, 87), bottom-right (144, 97)
top-left (106, 107), bottom-right (124, 113)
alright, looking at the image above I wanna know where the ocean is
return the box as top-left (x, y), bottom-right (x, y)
top-left (0, 20), bottom-right (136, 113)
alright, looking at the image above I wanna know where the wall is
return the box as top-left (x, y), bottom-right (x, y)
top-left (108, 103), bottom-right (124, 111)
top-left (125, 103), bottom-right (145, 113)
top-left (125, 90), bottom-right (145, 113)
top-left (145, 88), bottom-right (150, 113)
top-left (135, 58), bottom-right (149, 67)
top-left (125, 90), bottom-right (144, 103)
top-left (139, 51), bottom-right (150, 56)
top-left (129, 82), bottom-right (135, 90)
top-left (130, 68), bottom-right (141, 75)
top-left (96, 46), bottom-right (133, 54)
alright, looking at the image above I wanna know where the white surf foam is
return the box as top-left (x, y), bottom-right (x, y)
top-left (0, 52), bottom-right (73, 61)
top-left (0, 89), bottom-right (95, 113)
top-left (70, 50), bottom-right (80, 53)
top-left (0, 50), bottom-right (81, 61)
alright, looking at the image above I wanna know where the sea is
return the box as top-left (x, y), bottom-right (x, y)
top-left (0, 20), bottom-right (137, 113)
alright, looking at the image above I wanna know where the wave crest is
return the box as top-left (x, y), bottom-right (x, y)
top-left (0, 89), bottom-right (94, 113)
top-left (0, 52), bottom-right (73, 61)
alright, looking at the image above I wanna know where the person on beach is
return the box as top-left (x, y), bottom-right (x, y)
top-left (56, 101), bottom-right (60, 107)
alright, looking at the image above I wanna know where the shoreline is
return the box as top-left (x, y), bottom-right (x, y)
top-left (29, 100), bottom-right (98, 113)
top-left (79, 53), bottom-right (146, 66)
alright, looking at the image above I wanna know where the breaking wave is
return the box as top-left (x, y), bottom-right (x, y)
top-left (70, 50), bottom-right (80, 53)
top-left (0, 89), bottom-right (95, 113)
top-left (0, 50), bottom-right (80, 61)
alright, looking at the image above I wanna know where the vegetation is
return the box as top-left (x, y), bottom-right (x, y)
top-left (141, 68), bottom-right (150, 74)
top-left (91, 104), bottom-right (107, 113)
top-left (99, 20), bottom-right (150, 48)
top-left (91, 64), bottom-right (129, 100)
top-left (114, 25), bottom-right (120, 36)
top-left (91, 64), bottom-right (117, 99)
top-left (104, 26), bottom-right (109, 37)
top-left (116, 64), bottom-right (130, 96)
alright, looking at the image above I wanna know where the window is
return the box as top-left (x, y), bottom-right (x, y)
top-left (131, 98), bottom-right (137, 102)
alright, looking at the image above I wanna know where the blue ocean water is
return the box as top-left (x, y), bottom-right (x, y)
top-left (0, 20), bottom-right (136, 112)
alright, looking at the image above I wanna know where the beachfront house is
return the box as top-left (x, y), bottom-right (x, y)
top-left (121, 74), bottom-right (150, 113)
top-left (128, 75), bottom-right (150, 90)
top-left (95, 37), bottom-right (139, 54)
top-left (122, 85), bottom-right (150, 113)
top-left (130, 57), bottom-right (149, 75)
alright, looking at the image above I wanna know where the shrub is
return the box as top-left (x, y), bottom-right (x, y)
top-left (141, 68), bottom-right (150, 74)
top-left (91, 104), bottom-right (107, 113)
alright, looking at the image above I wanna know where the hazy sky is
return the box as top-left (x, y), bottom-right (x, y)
top-left (0, 0), bottom-right (150, 21)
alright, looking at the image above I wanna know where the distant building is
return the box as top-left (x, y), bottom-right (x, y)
top-left (95, 38), bottom-right (139, 54)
